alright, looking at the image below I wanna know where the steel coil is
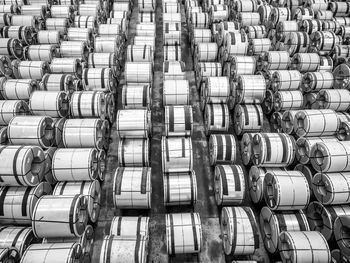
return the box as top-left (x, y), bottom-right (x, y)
top-left (291, 53), bottom-right (320, 72)
top-left (0, 38), bottom-right (23, 59)
top-left (37, 30), bottom-right (61, 45)
top-left (163, 2), bottom-right (180, 13)
top-left (284, 32), bottom-right (310, 56)
top-left (74, 15), bottom-right (97, 31)
top-left (337, 121), bottom-right (350, 141)
top-left (236, 12), bottom-right (260, 27)
top-left (191, 12), bottom-right (209, 29)
top-left (162, 137), bottom-right (192, 173)
top-left (315, 89), bottom-right (350, 111)
top-left (50, 6), bottom-right (74, 20)
top-left (11, 15), bottom-right (41, 30)
top-left (21, 243), bottom-right (82, 263)
top-left (252, 133), bottom-right (296, 167)
top-left (271, 70), bottom-right (302, 92)
top-left (260, 207), bottom-right (310, 253)
top-left (108, 216), bottom-right (149, 237)
top-left (40, 74), bottom-right (75, 93)
top-left (270, 112), bottom-right (283, 132)
top-left (263, 170), bottom-right (310, 210)
top-left (82, 68), bottom-right (115, 93)
top-left (125, 45), bottom-right (153, 64)
top-left (235, 75), bottom-right (266, 104)
top-left (196, 62), bottom-right (222, 86)
top-left (138, 0), bottom-right (155, 11)
top-left (244, 25), bottom-right (267, 39)
top-left (0, 247), bottom-right (19, 262)
top-left (29, 91), bottom-right (69, 118)
top-left (300, 19), bottom-right (323, 35)
top-left (20, 5), bottom-right (47, 19)
top-left (116, 109), bottom-right (151, 139)
top-left (133, 36), bottom-right (154, 48)
top-left (113, 167), bottom-right (151, 209)
top-left (214, 165), bottom-right (245, 205)
top-left (1, 26), bottom-right (34, 46)
top-left (224, 56), bottom-right (256, 81)
top-left (60, 41), bottom-right (89, 61)
top-left (334, 216), bottom-right (350, 257)
top-left (301, 71), bottom-right (334, 93)
top-left (136, 22), bottom-right (155, 38)
top-left (233, 104), bottom-right (263, 135)
top-left (269, 7), bottom-right (291, 28)
top-left (117, 138), bottom-right (149, 167)
top-left (163, 13), bottom-right (181, 23)
top-left (204, 104), bottom-right (230, 134)
top-left (166, 212), bottom-right (202, 255)
top-left (240, 133), bottom-right (255, 166)
top-left (163, 61), bottom-right (186, 80)
top-left (163, 79), bottom-right (190, 105)
top-left (138, 11), bottom-right (154, 23)
top-left (50, 58), bottom-right (83, 79)
top-left (125, 62), bottom-right (152, 84)
top-left (257, 51), bottom-right (289, 71)
top-left (12, 60), bottom-right (49, 81)
top-left (273, 90), bottom-right (303, 112)
top-left (221, 206), bottom-right (259, 256)
top-left (275, 21), bottom-right (298, 41)
top-left (195, 42), bottom-right (218, 62)
top-left (46, 18), bottom-right (69, 35)
top-left (43, 147), bottom-right (56, 185)
top-left (89, 54), bottom-right (119, 79)
top-left (201, 76), bottom-right (230, 109)
top-left (24, 44), bottom-right (57, 62)
top-left (0, 4), bottom-right (19, 14)
top-left (0, 226), bottom-right (34, 256)
top-left (0, 55), bottom-right (12, 77)
top-left (121, 84), bottom-right (150, 109)
top-left (164, 105), bottom-right (192, 137)
top-left (331, 249), bottom-right (350, 263)
top-left (223, 32), bottom-right (248, 56)
top-left (163, 23), bottom-right (181, 45)
top-left (164, 45), bottom-right (181, 61)
top-left (79, 3), bottom-right (101, 18)
top-left (70, 91), bottom-right (106, 118)
top-left (248, 38), bottom-right (272, 55)
top-left (208, 134), bottom-right (236, 165)
top-left (0, 100), bottom-right (29, 125)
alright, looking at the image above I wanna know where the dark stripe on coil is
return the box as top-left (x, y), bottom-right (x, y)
top-left (184, 106), bottom-right (191, 131)
top-left (189, 172), bottom-right (195, 203)
top-left (105, 235), bottom-right (114, 263)
top-left (116, 216), bottom-right (122, 235)
top-left (253, 105), bottom-right (262, 126)
top-left (11, 227), bottom-right (27, 247)
top-left (18, 26), bottom-right (24, 40)
top-left (190, 213), bottom-right (199, 251)
top-left (169, 214), bottom-right (175, 254)
top-left (210, 104), bottom-right (214, 125)
top-left (243, 207), bottom-right (259, 249)
top-left (231, 208), bottom-right (237, 254)
top-left (169, 106), bottom-right (174, 132)
top-left (90, 54), bottom-right (95, 67)
top-left (175, 45), bottom-right (179, 60)
top-left (224, 135), bottom-right (232, 161)
top-left (278, 134), bottom-right (288, 163)
top-left (143, 45), bottom-right (146, 59)
top-left (243, 105), bottom-right (249, 125)
top-left (83, 69), bottom-right (89, 86)
top-left (77, 92), bottom-right (83, 118)
top-left (0, 187), bottom-right (9, 216)
top-left (230, 165), bottom-right (241, 191)
top-left (13, 146), bottom-right (25, 186)
top-left (140, 168), bottom-right (147, 194)
top-left (262, 134), bottom-right (272, 162)
top-left (6, 39), bottom-right (12, 58)
top-left (79, 181), bottom-right (86, 194)
top-left (59, 181), bottom-right (68, 195)
top-left (218, 165), bottom-right (228, 195)
top-left (68, 194), bottom-right (80, 235)
top-left (164, 61), bottom-right (169, 73)
top-left (181, 138), bottom-right (185, 157)
top-left (276, 214), bottom-right (287, 231)
top-left (101, 68), bottom-right (106, 90)
top-left (166, 173), bottom-right (170, 203)
top-left (60, 74), bottom-right (66, 91)
top-left (165, 45), bottom-right (168, 60)
top-left (165, 139), bottom-right (169, 162)
top-left (216, 135), bottom-right (224, 161)
top-left (3, 27), bottom-right (9, 38)
top-left (91, 91), bottom-right (97, 117)
top-left (114, 168), bottom-right (124, 195)
top-left (165, 23), bottom-right (169, 33)
top-left (142, 85), bottom-right (148, 107)
top-left (142, 139), bottom-right (146, 166)
top-left (221, 104), bottom-right (226, 128)
top-left (131, 46), bottom-right (134, 61)
top-left (21, 187), bottom-right (32, 217)
top-left (295, 212), bottom-right (308, 230)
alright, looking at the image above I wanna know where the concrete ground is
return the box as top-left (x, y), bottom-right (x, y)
top-left (92, 0), bottom-right (273, 262)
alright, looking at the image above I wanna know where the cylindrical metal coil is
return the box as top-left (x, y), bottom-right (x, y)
top-left (138, 0), bottom-right (155, 11)
top-left (21, 243), bottom-right (82, 263)
top-left (88, 53), bottom-right (119, 78)
top-left (0, 38), bottom-right (23, 59)
top-left (275, 21), bottom-right (298, 41)
top-left (124, 62), bottom-right (152, 84)
top-left (296, 137), bottom-right (338, 165)
top-left (95, 36), bottom-right (121, 54)
top-left (236, 12), bottom-right (260, 27)
top-left (1, 4), bottom-right (19, 14)
top-left (223, 32), bottom-right (248, 56)
top-left (24, 45), bottom-right (58, 63)
top-left (136, 22), bottom-right (155, 38)
top-left (166, 212), bottom-right (202, 255)
top-left (279, 231), bottom-right (330, 263)
top-left (45, 18), bottom-right (69, 35)
top-left (164, 45), bottom-right (181, 61)
top-left (20, 5), bottom-right (47, 19)
top-left (70, 91), bottom-right (106, 119)
top-left (43, 147), bottom-right (56, 185)
top-left (12, 60), bottom-right (49, 80)
top-left (0, 182), bottom-right (51, 224)
top-left (163, 23), bottom-right (181, 45)
top-left (29, 91), bottom-right (69, 118)
top-left (201, 76), bottom-right (230, 109)
top-left (310, 140), bottom-right (350, 173)
top-left (233, 104), bottom-right (263, 135)
top-left (163, 2), bottom-right (180, 13)
top-left (116, 109), bottom-right (151, 139)
top-left (260, 207), bottom-right (310, 253)
top-left (0, 55), bottom-right (12, 77)
top-left (281, 110), bottom-right (297, 134)
top-left (214, 165), bottom-right (245, 206)
top-left (163, 79), bottom-right (190, 105)
top-left (329, 1), bottom-right (350, 17)
top-left (221, 206), bottom-right (259, 256)
top-left (252, 133), bottom-right (296, 167)
top-left (334, 17), bottom-right (350, 27)
top-left (50, 6), bottom-right (74, 20)
top-left (8, 116), bottom-right (54, 148)
top-left (113, 167), bottom-right (151, 209)
top-left (117, 138), bottom-right (149, 167)
top-left (257, 51), bottom-right (290, 71)
top-left (1, 26), bottom-right (34, 45)
top-left (337, 121), bottom-right (350, 141)
top-left (133, 36), bottom-right (155, 47)
top-left (163, 12), bottom-right (181, 23)
top-left (32, 194), bottom-right (87, 238)
top-left (60, 41), bottom-right (89, 61)
top-left (312, 31), bottom-right (341, 55)
top-left (82, 68), bottom-right (115, 93)
top-left (315, 89), bottom-right (350, 111)
top-left (271, 70), bottom-right (302, 92)
top-left (270, 111), bottom-right (283, 132)
top-left (293, 109), bottom-right (339, 137)
top-left (0, 100), bottom-right (28, 125)
top-left (79, 3), bottom-right (101, 18)
top-left (273, 90), bottom-right (303, 112)
top-left (195, 42), bottom-right (218, 62)
top-left (108, 216), bottom-right (149, 237)
top-left (74, 16), bottom-right (97, 31)
top-left (37, 30), bottom-right (61, 45)
top-left (196, 62), bottom-right (222, 85)
top-left (240, 133), bottom-right (255, 166)
top-left (209, 134), bottom-right (236, 165)
top-left (244, 25), bottom-right (267, 39)
top-left (138, 11), bottom-right (154, 23)
top-left (291, 53), bottom-right (320, 72)
top-left (248, 38), bottom-right (272, 55)
top-left (234, 0), bottom-right (257, 12)
top-left (300, 19), bottom-right (323, 35)
top-left (126, 45), bottom-right (153, 63)
top-left (164, 171), bottom-right (197, 206)
top-left (204, 104), bottom-right (230, 134)
top-left (190, 12), bottom-right (209, 29)
top-left (284, 32), bottom-right (310, 56)
top-left (263, 170), bottom-right (310, 210)
top-left (11, 15), bottom-right (41, 30)
top-left (50, 58), bottom-right (83, 79)
top-left (302, 71), bottom-right (334, 93)
top-left (334, 216), bottom-right (350, 257)
top-left (225, 56), bottom-right (256, 81)
top-left (52, 148), bottom-right (99, 181)
top-left (269, 7), bottom-right (291, 27)
top-left (53, 181), bottom-right (100, 223)
top-left (258, 5), bottom-right (272, 24)
top-left (164, 61), bottom-right (186, 80)
top-left (121, 84), bottom-right (150, 109)
top-left (235, 75), bottom-right (266, 104)
top-left (66, 28), bottom-right (93, 47)
top-left (164, 105), bottom-right (193, 137)
top-left (293, 6), bottom-right (314, 21)
top-left (0, 226), bottom-right (34, 256)
top-left (98, 24), bottom-right (121, 38)
top-left (333, 63), bottom-right (350, 89)
top-left (162, 137), bottom-right (192, 173)
top-left (249, 166), bottom-right (286, 203)
top-left (40, 74), bottom-right (75, 93)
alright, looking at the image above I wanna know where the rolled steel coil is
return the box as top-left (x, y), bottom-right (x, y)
top-left (204, 104), bottom-right (230, 135)
top-left (302, 71), bottom-right (334, 93)
top-left (164, 171), bottom-right (197, 206)
top-left (116, 109), bottom-right (151, 139)
top-left (312, 31), bottom-right (341, 55)
top-left (284, 32), bottom-right (310, 56)
top-left (0, 248), bottom-right (19, 262)
top-left (191, 12), bottom-right (209, 29)
top-left (291, 53), bottom-right (320, 72)
top-left (307, 201), bottom-right (350, 241)
top-left (0, 55), bottom-right (12, 77)
top-left (300, 19), bottom-right (322, 35)
top-left (45, 18), bottom-right (69, 35)
top-left (0, 4), bottom-right (19, 14)
top-left (322, 20), bottom-right (341, 35)
top-left (334, 17), bottom-right (350, 27)
top-left (37, 30), bottom-right (61, 45)
top-left (40, 74), bottom-right (75, 93)
top-left (138, 0), bottom-right (155, 11)
top-left (258, 5), bottom-right (272, 24)
top-left (163, 79), bottom-right (190, 105)
top-left (0, 226), bottom-right (34, 256)
top-left (8, 116), bottom-right (54, 148)
top-left (270, 70), bottom-right (301, 92)
top-left (24, 45), bottom-right (58, 63)
top-left (275, 21), bottom-right (298, 41)
top-left (106, 18), bottom-right (128, 34)
top-left (209, 5), bottom-right (229, 24)
top-left (126, 45), bottom-right (153, 63)
top-left (0, 182), bottom-right (51, 224)
top-left (310, 140), bottom-right (350, 173)
top-left (0, 38), bottom-right (23, 59)
top-left (273, 90), bottom-right (303, 112)
top-left (135, 22), bottom-right (155, 37)
top-left (249, 166), bottom-right (286, 204)
top-left (240, 133), bottom-right (255, 166)
top-left (162, 137), bottom-right (192, 173)
top-left (50, 58), bottom-right (83, 79)
top-left (279, 231), bottom-right (330, 263)
top-left (195, 42), bottom-right (218, 62)
top-left (66, 28), bottom-right (93, 47)
top-left (98, 24), bottom-right (120, 37)
top-left (263, 170), bottom-right (310, 210)
top-left (166, 212), bottom-right (202, 255)
top-left (233, 104), bottom-right (263, 135)
top-left (332, 45), bottom-right (350, 66)
top-left (224, 56), bottom-right (256, 81)
top-left (12, 60), bottom-right (49, 80)
top-left (0, 76), bottom-right (37, 100)
top-left (138, 11), bottom-right (154, 23)
top-left (113, 167), bottom-right (151, 209)
top-left (221, 206), bottom-right (259, 256)
top-left (192, 29), bottom-right (212, 48)
top-left (214, 165), bottom-right (245, 205)
top-left (60, 41), bottom-right (89, 61)
top-left (331, 249), bottom-right (350, 263)
top-left (21, 243), bottom-right (82, 263)
top-left (70, 91), bottom-right (106, 119)
top-left (337, 112), bottom-right (350, 124)
top-left (244, 25), bottom-right (267, 39)
top-left (74, 16), bottom-right (97, 32)
top-left (217, 21), bottom-right (240, 46)
top-left (29, 91), bottom-right (69, 118)
top-left (121, 84), bottom-right (150, 109)
top-left (164, 105), bottom-right (192, 137)
top-left (293, 109), bottom-right (339, 137)
top-left (235, 75), bottom-right (266, 104)
top-left (88, 53), bottom-right (119, 77)
top-left (201, 76), bottom-right (230, 109)
top-left (117, 138), bottom-right (149, 167)
top-left (337, 121), bottom-right (350, 141)
top-left (163, 23), bottom-right (181, 46)
top-left (208, 134), bottom-right (236, 165)
top-left (252, 133), bottom-right (296, 167)
top-left (108, 216), bottom-right (149, 237)
top-left (269, 7), bottom-right (291, 28)
top-left (163, 13), bottom-right (181, 23)
top-left (248, 38), bottom-right (272, 56)
top-left (293, 6), bottom-right (314, 21)
top-left (236, 12), bottom-right (260, 27)
top-left (1, 26), bottom-right (34, 45)
top-left (334, 216), bottom-right (350, 257)
top-left (0, 100), bottom-right (28, 125)
top-left (20, 5), bottom-right (47, 19)
top-left (223, 32), bottom-right (248, 56)
top-left (296, 137), bottom-right (338, 165)
top-left (125, 62), bottom-right (152, 84)
top-left (329, 1), bottom-right (350, 17)
top-left (257, 51), bottom-right (289, 71)
top-left (163, 2), bottom-right (180, 13)
top-left (163, 61), bottom-right (186, 80)
top-left (52, 148), bottom-right (99, 181)
top-left (133, 36), bottom-right (155, 47)
top-left (260, 207), bottom-right (310, 253)
top-left (234, 0), bottom-right (258, 12)
top-left (164, 45), bottom-right (181, 62)
top-left (315, 89), bottom-right (350, 111)
top-left (53, 181), bottom-right (100, 223)
top-left (79, 3), bottom-right (101, 18)
top-left (82, 68), bottom-right (115, 93)
top-left (304, 0), bottom-right (327, 12)
top-left (196, 62), bottom-right (222, 86)
top-left (281, 110), bottom-right (298, 133)
top-left (270, 112), bottom-right (283, 132)
top-left (333, 63), bottom-right (350, 89)
top-left (43, 147), bottom-right (56, 185)
top-left (11, 15), bottom-right (41, 30)
top-left (50, 6), bottom-right (74, 20)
